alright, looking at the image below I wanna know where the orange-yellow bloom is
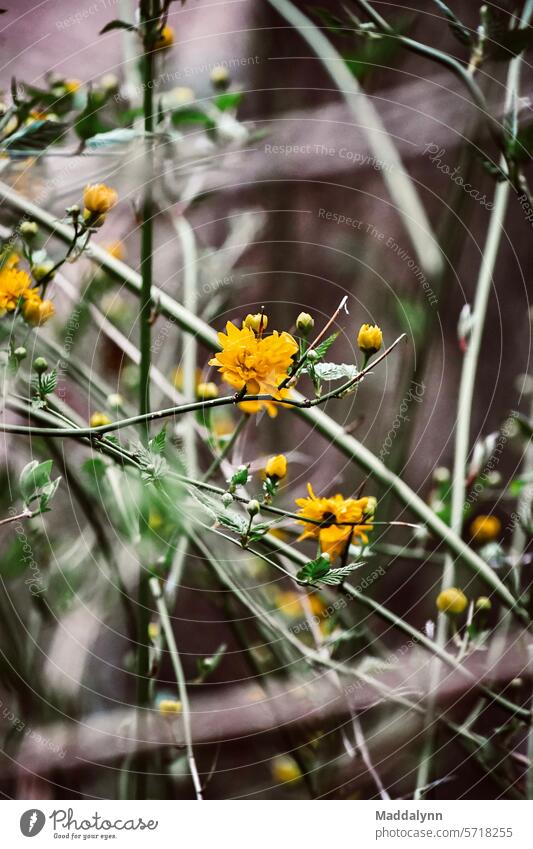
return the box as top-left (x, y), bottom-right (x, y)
top-left (357, 323), bottom-right (382, 355)
top-left (436, 587), bottom-right (468, 615)
top-left (295, 484), bottom-right (376, 559)
top-left (83, 183), bottom-right (118, 215)
top-left (208, 321), bottom-right (298, 418)
top-left (154, 25), bottom-right (174, 50)
top-left (90, 411), bottom-right (111, 428)
top-left (22, 293), bottom-right (55, 326)
top-left (470, 514), bottom-right (501, 544)
top-left (0, 263), bottom-right (32, 313)
top-left (265, 454), bottom-right (287, 480)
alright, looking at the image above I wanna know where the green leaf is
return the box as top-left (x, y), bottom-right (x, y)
top-left (3, 119), bottom-right (67, 152)
top-left (317, 562), bottom-right (364, 585)
top-left (312, 332), bottom-right (339, 360)
top-left (19, 460), bottom-right (61, 512)
top-left (149, 427), bottom-right (167, 455)
top-left (100, 19), bottom-right (137, 34)
top-left (311, 362), bottom-right (358, 382)
top-left (20, 460), bottom-right (52, 501)
top-left (213, 92), bottom-right (243, 111)
top-left (171, 108), bottom-right (216, 130)
top-left (296, 554), bottom-right (332, 584)
top-left (85, 128), bottom-right (138, 148)
top-left (74, 88), bottom-right (113, 141)
top-left (39, 369), bottom-right (58, 396)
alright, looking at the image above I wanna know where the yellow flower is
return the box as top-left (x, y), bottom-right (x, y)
top-left (196, 381), bottom-right (219, 400)
top-left (0, 264), bottom-right (32, 313)
top-left (357, 323), bottom-right (383, 355)
top-left (154, 25), bottom-right (174, 50)
top-left (295, 484), bottom-right (375, 559)
top-left (83, 183), bottom-right (118, 216)
top-left (271, 755), bottom-right (302, 784)
top-left (265, 454), bottom-right (287, 480)
top-left (106, 240), bottom-right (126, 261)
top-left (148, 622), bottom-right (160, 640)
top-left (436, 587), bottom-right (468, 615)
top-left (208, 321), bottom-right (298, 418)
top-left (275, 590), bottom-right (326, 619)
top-left (64, 79), bottom-right (82, 94)
top-left (22, 293), bottom-right (55, 326)
top-left (470, 514), bottom-right (501, 544)
top-left (90, 411), bottom-right (111, 428)
top-left (243, 313), bottom-right (268, 335)
top-left (158, 699), bottom-right (182, 716)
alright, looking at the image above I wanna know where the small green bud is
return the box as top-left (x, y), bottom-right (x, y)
top-left (32, 260), bottom-right (55, 282)
top-left (307, 349), bottom-right (319, 363)
top-left (33, 357), bottom-right (48, 374)
top-left (20, 220), bottom-right (38, 239)
top-left (221, 492), bottom-right (233, 508)
top-left (475, 596), bottom-right (492, 612)
top-left (246, 499), bottom-right (260, 517)
top-left (210, 65), bottom-right (230, 89)
top-left (13, 346), bottom-right (27, 361)
top-left (296, 312), bottom-right (314, 335)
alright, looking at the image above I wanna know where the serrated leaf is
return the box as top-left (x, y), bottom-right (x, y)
top-left (100, 19), bottom-right (137, 34)
top-left (317, 562), bottom-right (365, 585)
top-left (296, 554), bottom-right (332, 584)
top-left (149, 427), bottom-right (167, 455)
top-left (228, 465), bottom-right (249, 488)
top-left (39, 369), bottom-right (58, 396)
top-left (311, 362), bottom-right (358, 382)
top-left (312, 332), bottom-right (339, 360)
top-left (3, 119), bottom-right (67, 152)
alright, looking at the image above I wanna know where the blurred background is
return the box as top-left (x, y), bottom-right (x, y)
top-left (0, 0), bottom-right (532, 800)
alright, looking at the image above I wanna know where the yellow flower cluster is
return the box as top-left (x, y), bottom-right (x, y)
top-left (0, 258), bottom-right (54, 325)
top-left (295, 484), bottom-right (376, 559)
top-left (209, 318), bottom-right (298, 417)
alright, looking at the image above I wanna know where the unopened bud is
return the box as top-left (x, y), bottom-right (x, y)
top-left (33, 357), bottom-right (48, 374)
top-left (296, 312), bottom-right (314, 335)
top-left (246, 499), bottom-right (260, 517)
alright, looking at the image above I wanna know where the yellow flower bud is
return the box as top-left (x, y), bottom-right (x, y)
top-left (265, 454), bottom-right (287, 480)
top-left (357, 323), bottom-right (383, 355)
top-left (154, 25), bottom-right (174, 50)
top-left (90, 412), bottom-right (112, 428)
top-left (148, 622), bottom-right (160, 640)
top-left (436, 587), bottom-right (468, 615)
top-left (20, 220), bottom-right (38, 238)
top-left (271, 755), bottom-right (302, 784)
top-left (159, 699), bottom-right (182, 716)
top-left (196, 381), bottom-right (219, 400)
top-left (22, 295), bottom-right (55, 327)
top-left (242, 313), bottom-right (268, 334)
top-left (470, 514), bottom-right (501, 545)
top-left (210, 65), bottom-right (230, 89)
top-left (83, 183), bottom-right (118, 216)
top-left (296, 312), bottom-right (314, 334)
top-left (475, 596), bottom-right (492, 612)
